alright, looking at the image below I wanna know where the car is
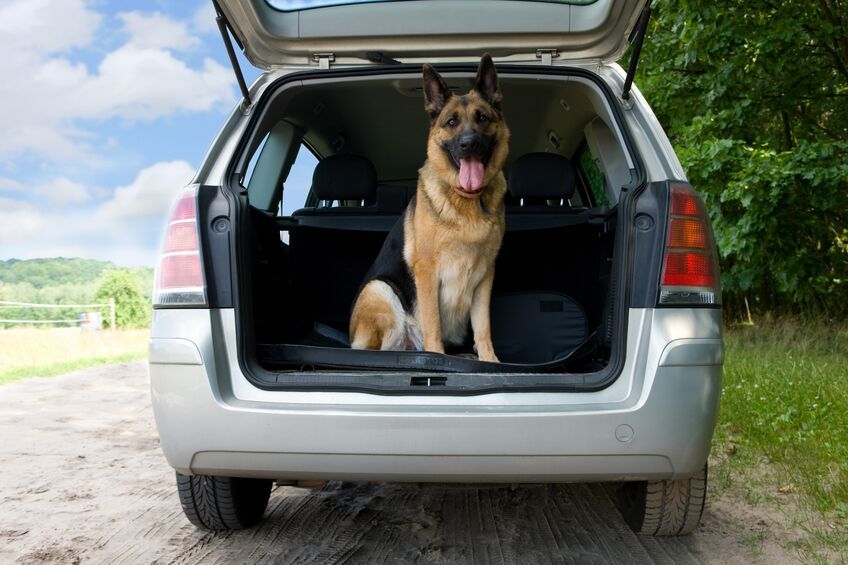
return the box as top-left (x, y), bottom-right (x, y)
top-left (149, 0), bottom-right (723, 536)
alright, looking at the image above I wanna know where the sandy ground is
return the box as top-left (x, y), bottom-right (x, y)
top-left (0, 362), bottom-right (802, 564)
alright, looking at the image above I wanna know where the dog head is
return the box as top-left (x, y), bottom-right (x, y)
top-left (422, 55), bottom-right (510, 199)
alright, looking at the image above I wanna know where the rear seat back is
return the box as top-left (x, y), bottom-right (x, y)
top-left (504, 152), bottom-right (591, 232)
top-left (288, 155), bottom-right (413, 330)
top-left (292, 154), bottom-right (377, 215)
top-left (496, 152), bottom-right (608, 330)
top-left (507, 152), bottom-right (579, 209)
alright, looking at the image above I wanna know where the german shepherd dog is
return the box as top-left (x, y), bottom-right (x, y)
top-left (350, 55), bottom-right (509, 362)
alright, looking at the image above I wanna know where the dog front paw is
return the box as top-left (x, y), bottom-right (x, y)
top-left (478, 352), bottom-right (500, 363)
top-left (424, 340), bottom-right (445, 355)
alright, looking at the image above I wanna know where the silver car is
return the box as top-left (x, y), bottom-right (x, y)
top-left (149, 0), bottom-right (723, 536)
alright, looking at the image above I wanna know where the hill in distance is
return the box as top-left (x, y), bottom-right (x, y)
top-left (0, 258), bottom-right (153, 296)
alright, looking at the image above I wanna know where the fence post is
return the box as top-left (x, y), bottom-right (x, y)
top-left (110, 297), bottom-right (116, 332)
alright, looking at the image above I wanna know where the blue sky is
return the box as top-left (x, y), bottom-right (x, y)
top-left (0, 0), bottom-right (275, 266)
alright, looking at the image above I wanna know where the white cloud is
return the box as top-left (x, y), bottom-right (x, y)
top-left (97, 160), bottom-right (195, 222)
top-left (192, 2), bottom-right (220, 35)
top-left (119, 11), bottom-right (201, 52)
top-left (0, 178), bottom-right (26, 192)
top-left (0, 198), bottom-right (50, 244)
top-left (34, 178), bottom-right (90, 206)
top-left (0, 0), bottom-right (101, 55)
top-left (0, 0), bottom-right (235, 162)
top-left (0, 161), bottom-right (195, 266)
top-left (77, 46), bottom-right (233, 122)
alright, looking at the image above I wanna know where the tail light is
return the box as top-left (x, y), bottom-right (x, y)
top-left (658, 184), bottom-right (721, 305)
top-left (153, 185), bottom-right (207, 307)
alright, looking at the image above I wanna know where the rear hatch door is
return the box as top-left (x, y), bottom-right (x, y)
top-left (215, 0), bottom-right (648, 68)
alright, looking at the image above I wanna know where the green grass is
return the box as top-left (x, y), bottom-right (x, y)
top-left (0, 350), bottom-right (147, 386)
top-left (0, 328), bottom-right (148, 386)
top-left (712, 319), bottom-right (848, 557)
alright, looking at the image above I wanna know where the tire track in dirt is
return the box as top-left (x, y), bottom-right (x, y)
top-left (0, 362), bottom-right (799, 564)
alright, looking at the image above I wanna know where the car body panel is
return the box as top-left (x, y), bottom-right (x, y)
top-left (150, 307), bottom-right (722, 482)
top-left (215, 0), bottom-right (648, 68)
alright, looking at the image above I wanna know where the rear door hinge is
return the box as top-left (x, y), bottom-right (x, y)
top-left (312, 53), bottom-right (335, 70)
top-left (535, 49), bottom-right (559, 65)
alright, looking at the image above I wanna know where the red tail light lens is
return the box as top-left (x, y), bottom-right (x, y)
top-left (162, 221), bottom-right (198, 253)
top-left (153, 186), bottom-right (207, 307)
top-left (659, 184), bottom-right (720, 305)
top-left (670, 189), bottom-right (700, 217)
top-left (661, 252), bottom-right (716, 287)
top-left (157, 254), bottom-right (204, 288)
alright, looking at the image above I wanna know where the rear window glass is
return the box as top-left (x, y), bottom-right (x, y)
top-left (268, 0), bottom-right (598, 11)
top-left (280, 145), bottom-right (318, 216)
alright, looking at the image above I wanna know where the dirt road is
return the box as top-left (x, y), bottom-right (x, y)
top-left (0, 362), bottom-right (798, 564)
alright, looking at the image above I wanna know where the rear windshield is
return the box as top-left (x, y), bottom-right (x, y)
top-left (267, 0), bottom-right (598, 12)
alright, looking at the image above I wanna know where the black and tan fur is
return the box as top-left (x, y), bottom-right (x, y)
top-left (349, 55), bottom-right (510, 362)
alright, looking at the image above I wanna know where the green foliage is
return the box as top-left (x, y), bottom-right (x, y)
top-left (0, 259), bottom-right (153, 328)
top-left (94, 270), bottom-right (151, 329)
top-left (639, 0), bottom-right (848, 316)
top-left (0, 258), bottom-right (112, 288)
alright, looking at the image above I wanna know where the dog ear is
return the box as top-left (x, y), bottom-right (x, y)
top-left (473, 54), bottom-right (502, 110)
top-left (422, 64), bottom-right (452, 122)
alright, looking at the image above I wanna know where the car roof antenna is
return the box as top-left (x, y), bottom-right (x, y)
top-left (622, 0), bottom-right (653, 101)
top-left (213, 0), bottom-right (252, 107)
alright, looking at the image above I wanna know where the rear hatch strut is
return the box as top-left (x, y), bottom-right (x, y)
top-left (213, 0), bottom-right (251, 106)
top-left (622, 0), bottom-right (653, 100)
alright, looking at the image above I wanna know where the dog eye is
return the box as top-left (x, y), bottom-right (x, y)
top-left (477, 113), bottom-right (489, 124)
top-left (446, 117), bottom-right (458, 128)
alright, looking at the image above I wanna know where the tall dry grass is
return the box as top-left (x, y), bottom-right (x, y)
top-left (0, 327), bottom-right (148, 384)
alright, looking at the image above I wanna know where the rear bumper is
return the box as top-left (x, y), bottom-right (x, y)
top-left (149, 308), bottom-right (722, 482)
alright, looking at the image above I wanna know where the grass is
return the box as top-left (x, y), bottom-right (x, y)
top-left (712, 318), bottom-right (848, 559)
top-left (0, 327), bottom-right (148, 385)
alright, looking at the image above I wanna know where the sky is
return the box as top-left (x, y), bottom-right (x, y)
top-left (0, 0), bottom-right (271, 267)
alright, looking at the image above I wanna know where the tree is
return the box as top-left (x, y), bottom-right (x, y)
top-left (94, 270), bottom-right (151, 329)
top-left (638, 0), bottom-right (848, 317)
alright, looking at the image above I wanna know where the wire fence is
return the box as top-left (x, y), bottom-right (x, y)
top-left (0, 299), bottom-right (116, 330)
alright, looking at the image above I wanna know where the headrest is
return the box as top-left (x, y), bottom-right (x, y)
top-left (311, 154), bottom-right (377, 201)
top-left (507, 153), bottom-right (575, 200)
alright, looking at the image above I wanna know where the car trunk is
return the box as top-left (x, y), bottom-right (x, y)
top-left (224, 65), bottom-right (640, 391)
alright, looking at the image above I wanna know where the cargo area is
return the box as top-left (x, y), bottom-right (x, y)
top-left (229, 68), bottom-right (639, 382)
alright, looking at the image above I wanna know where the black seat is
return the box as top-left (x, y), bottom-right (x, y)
top-left (291, 154), bottom-right (378, 218)
top-left (504, 152), bottom-right (591, 231)
top-left (495, 152), bottom-right (608, 339)
top-left (288, 156), bottom-right (414, 331)
top-left (507, 152), bottom-right (577, 207)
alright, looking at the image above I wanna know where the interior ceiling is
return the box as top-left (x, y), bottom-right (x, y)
top-left (283, 76), bottom-right (598, 183)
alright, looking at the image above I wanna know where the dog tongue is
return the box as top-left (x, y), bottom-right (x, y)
top-left (458, 158), bottom-right (484, 192)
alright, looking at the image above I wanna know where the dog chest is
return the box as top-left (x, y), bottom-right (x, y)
top-left (436, 244), bottom-right (488, 344)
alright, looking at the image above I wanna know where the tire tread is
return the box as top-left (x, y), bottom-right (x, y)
top-left (176, 472), bottom-right (272, 531)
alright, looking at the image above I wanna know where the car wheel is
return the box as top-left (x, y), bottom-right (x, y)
top-left (617, 463), bottom-right (707, 536)
top-left (176, 472), bottom-right (273, 530)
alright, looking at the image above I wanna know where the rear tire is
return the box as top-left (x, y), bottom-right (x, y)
top-left (617, 464), bottom-right (707, 536)
top-left (176, 472), bottom-right (273, 531)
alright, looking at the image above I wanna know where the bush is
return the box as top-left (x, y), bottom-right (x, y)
top-left (94, 270), bottom-right (150, 329)
top-left (639, 0), bottom-right (848, 318)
